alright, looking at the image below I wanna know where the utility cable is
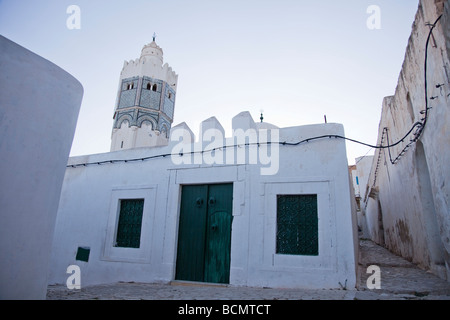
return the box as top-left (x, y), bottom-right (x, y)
top-left (68, 15), bottom-right (443, 169)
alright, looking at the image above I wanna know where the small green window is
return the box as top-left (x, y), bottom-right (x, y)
top-left (76, 246), bottom-right (90, 262)
top-left (115, 199), bottom-right (144, 248)
top-left (276, 194), bottom-right (318, 256)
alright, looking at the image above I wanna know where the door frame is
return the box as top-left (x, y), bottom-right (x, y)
top-left (166, 166), bottom-right (245, 285)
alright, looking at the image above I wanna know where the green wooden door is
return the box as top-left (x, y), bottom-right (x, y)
top-left (175, 183), bottom-right (233, 284)
top-left (204, 184), bottom-right (233, 284)
top-left (175, 185), bottom-right (208, 282)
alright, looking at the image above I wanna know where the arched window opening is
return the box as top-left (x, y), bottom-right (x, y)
top-left (146, 83), bottom-right (151, 90)
top-left (152, 84), bottom-right (157, 92)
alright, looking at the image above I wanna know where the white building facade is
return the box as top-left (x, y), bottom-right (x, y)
top-left (49, 41), bottom-right (358, 290)
top-left (349, 156), bottom-right (374, 235)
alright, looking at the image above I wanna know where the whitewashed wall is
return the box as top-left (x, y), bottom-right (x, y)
top-left (49, 112), bottom-right (357, 289)
top-left (0, 36), bottom-right (83, 299)
top-left (363, 1), bottom-right (450, 280)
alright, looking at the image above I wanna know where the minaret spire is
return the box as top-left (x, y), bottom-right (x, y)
top-left (152, 32), bottom-right (157, 42)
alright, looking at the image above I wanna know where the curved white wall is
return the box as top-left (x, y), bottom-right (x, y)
top-left (0, 36), bottom-right (83, 299)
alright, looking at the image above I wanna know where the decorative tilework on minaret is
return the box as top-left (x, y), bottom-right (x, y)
top-left (110, 38), bottom-right (178, 151)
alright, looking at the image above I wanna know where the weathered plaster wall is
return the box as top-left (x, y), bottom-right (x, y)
top-left (0, 36), bottom-right (83, 299)
top-left (363, 0), bottom-right (450, 280)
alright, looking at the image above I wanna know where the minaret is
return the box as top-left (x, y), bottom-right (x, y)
top-left (110, 35), bottom-right (178, 151)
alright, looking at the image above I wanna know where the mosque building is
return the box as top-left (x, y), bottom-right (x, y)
top-left (48, 38), bottom-right (358, 289)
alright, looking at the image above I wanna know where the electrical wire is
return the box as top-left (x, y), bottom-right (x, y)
top-left (67, 15), bottom-right (443, 170)
top-left (65, 133), bottom-right (400, 169)
top-left (355, 147), bottom-right (374, 165)
top-left (383, 14), bottom-right (443, 165)
top-left (369, 14), bottom-right (443, 188)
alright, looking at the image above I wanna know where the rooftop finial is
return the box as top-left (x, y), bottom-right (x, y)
top-left (153, 32), bottom-right (156, 42)
top-left (260, 113), bottom-right (264, 123)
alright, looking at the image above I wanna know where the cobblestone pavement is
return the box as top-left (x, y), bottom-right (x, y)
top-left (47, 239), bottom-right (450, 300)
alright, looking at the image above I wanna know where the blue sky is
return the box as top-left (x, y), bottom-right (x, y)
top-left (0, 0), bottom-right (419, 163)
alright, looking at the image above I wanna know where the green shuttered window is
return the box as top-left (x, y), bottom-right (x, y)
top-left (115, 199), bottom-right (144, 248)
top-left (276, 194), bottom-right (318, 256)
